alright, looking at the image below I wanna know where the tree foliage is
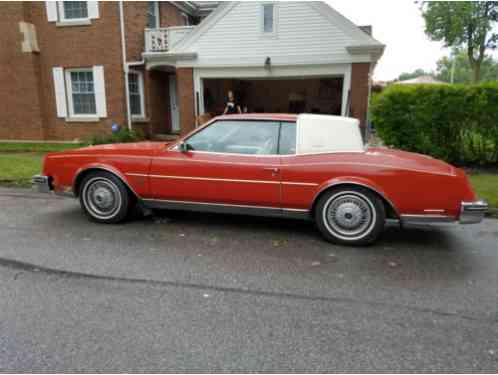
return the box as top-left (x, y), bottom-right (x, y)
top-left (422, 1), bottom-right (498, 82)
top-left (396, 69), bottom-right (432, 81)
top-left (436, 48), bottom-right (498, 83)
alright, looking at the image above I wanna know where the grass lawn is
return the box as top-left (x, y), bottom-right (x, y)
top-left (0, 142), bottom-right (82, 153)
top-left (0, 153), bottom-right (45, 187)
top-left (468, 174), bottom-right (498, 212)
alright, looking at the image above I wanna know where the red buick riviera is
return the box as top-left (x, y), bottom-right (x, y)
top-left (33, 114), bottom-right (487, 245)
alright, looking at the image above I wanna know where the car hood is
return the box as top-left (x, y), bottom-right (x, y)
top-left (53, 141), bottom-right (173, 157)
top-left (365, 147), bottom-right (456, 176)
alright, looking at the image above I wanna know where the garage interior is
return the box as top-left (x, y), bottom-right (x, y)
top-left (202, 77), bottom-right (344, 116)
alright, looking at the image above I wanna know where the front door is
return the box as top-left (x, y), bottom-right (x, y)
top-left (169, 75), bottom-right (180, 133)
top-left (149, 119), bottom-right (282, 208)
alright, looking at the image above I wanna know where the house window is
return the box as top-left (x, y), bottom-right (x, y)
top-left (61, 1), bottom-right (88, 20)
top-left (147, 1), bottom-right (159, 28)
top-left (262, 4), bottom-right (274, 33)
top-left (128, 72), bottom-right (145, 118)
top-left (67, 69), bottom-right (97, 116)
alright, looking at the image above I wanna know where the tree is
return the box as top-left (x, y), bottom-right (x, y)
top-left (422, 1), bottom-right (498, 82)
top-left (436, 48), bottom-right (498, 83)
top-left (396, 69), bottom-right (432, 81)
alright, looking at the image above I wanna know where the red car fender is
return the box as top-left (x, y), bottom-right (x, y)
top-left (72, 162), bottom-right (140, 197)
top-left (311, 176), bottom-right (400, 218)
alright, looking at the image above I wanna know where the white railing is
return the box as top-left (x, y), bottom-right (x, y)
top-left (144, 26), bottom-right (195, 53)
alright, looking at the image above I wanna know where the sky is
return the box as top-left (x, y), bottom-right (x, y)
top-left (325, 0), bottom-right (449, 81)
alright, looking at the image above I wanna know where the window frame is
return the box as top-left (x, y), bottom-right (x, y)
top-left (128, 70), bottom-right (146, 120)
top-left (65, 68), bottom-right (97, 118)
top-left (58, 1), bottom-right (90, 22)
top-left (179, 119), bottom-right (296, 156)
top-left (261, 3), bottom-right (277, 37)
top-left (147, 1), bottom-right (160, 29)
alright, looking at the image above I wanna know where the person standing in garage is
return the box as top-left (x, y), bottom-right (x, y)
top-left (223, 90), bottom-right (242, 115)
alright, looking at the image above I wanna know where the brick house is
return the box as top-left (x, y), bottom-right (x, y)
top-left (0, 1), bottom-right (384, 142)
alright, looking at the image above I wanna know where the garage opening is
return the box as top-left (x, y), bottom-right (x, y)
top-left (202, 77), bottom-right (344, 116)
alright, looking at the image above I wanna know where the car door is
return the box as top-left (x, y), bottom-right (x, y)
top-left (149, 119), bottom-right (282, 208)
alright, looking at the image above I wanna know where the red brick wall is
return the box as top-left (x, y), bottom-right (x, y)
top-left (0, 2), bottom-right (188, 141)
top-left (160, 3), bottom-right (189, 28)
top-left (350, 63), bottom-right (371, 132)
top-left (0, 2), bottom-right (45, 140)
top-left (176, 68), bottom-right (195, 135)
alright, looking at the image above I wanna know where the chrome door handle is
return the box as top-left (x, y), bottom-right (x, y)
top-left (263, 167), bottom-right (280, 175)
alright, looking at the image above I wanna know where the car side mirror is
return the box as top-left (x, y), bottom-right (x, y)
top-left (178, 141), bottom-right (189, 153)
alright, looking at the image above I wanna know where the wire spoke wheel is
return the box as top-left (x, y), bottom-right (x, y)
top-left (316, 187), bottom-right (385, 245)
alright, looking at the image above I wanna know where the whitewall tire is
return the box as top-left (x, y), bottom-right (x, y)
top-left (315, 186), bottom-right (385, 246)
top-left (79, 171), bottom-right (130, 224)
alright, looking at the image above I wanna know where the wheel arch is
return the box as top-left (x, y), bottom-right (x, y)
top-left (311, 179), bottom-right (400, 220)
top-left (73, 165), bottom-right (139, 199)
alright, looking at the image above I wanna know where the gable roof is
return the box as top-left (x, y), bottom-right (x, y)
top-left (173, 1), bottom-right (384, 58)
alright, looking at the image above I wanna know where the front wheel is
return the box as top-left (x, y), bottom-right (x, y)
top-left (79, 171), bottom-right (131, 224)
top-left (315, 187), bottom-right (385, 246)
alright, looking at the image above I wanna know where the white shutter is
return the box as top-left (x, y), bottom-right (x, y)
top-left (88, 1), bottom-right (99, 19)
top-left (45, 1), bottom-right (58, 22)
top-left (52, 67), bottom-right (67, 118)
top-left (93, 65), bottom-right (107, 118)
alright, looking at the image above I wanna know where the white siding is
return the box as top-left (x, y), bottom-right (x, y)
top-left (179, 2), bottom-right (363, 67)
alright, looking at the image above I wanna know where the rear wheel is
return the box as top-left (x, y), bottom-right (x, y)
top-left (79, 171), bottom-right (130, 224)
top-left (315, 186), bottom-right (385, 246)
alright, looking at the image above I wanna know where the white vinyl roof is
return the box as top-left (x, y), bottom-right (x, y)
top-left (296, 114), bottom-right (364, 155)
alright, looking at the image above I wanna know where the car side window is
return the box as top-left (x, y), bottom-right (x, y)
top-left (185, 120), bottom-right (280, 155)
top-left (278, 122), bottom-right (296, 155)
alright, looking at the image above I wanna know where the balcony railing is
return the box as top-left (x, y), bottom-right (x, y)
top-left (144, 26), bottom-right (195, 53)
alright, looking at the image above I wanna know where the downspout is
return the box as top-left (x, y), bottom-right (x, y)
top-left (365, 62), bottom-right (374, 142)
top-left (119, 1), bottom-right (132, 131)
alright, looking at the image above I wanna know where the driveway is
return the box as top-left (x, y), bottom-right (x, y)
top-left (0, 187), bottom-right (497, 372)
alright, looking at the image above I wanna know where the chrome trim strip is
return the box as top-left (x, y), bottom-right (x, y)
top-left (48, 154), bottom-right (150, 159)
top-left (400, 214), bottom-right (455, 224)
top-left (280, 161), bottom-right (456, 177)
top-left (423, 209), bottom-right (446, 213)
top-left (141, 198), bottom-right (311, 220)
top-left (147, 174), bottom-right (280, 185)
top-left (125, 173), bottom-right (318, 187)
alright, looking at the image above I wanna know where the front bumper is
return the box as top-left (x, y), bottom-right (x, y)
top-left (32, 175), bottom-right (52, 193)
top-left (460, 200), bottom-right (488, 224)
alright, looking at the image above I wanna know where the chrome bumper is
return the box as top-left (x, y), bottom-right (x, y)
top-left (460, 200), bottom-right (488, 224)
top-left (32, 175), bottom-right (52, 193)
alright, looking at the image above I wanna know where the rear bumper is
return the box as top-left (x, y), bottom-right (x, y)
top-left (459, 200), bottom-right (488, 224)
top-left (32, 175), bottom-right (52, 193)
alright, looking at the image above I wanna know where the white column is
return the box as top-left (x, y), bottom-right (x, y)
top-left (341, 64), bottom-right (352, 117)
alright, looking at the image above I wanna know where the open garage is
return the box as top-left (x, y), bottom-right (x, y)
top-left (202, 76), bottom-right (344, 116)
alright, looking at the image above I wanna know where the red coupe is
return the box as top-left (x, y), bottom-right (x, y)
top-left (33, 114), bottom-right (487, 245)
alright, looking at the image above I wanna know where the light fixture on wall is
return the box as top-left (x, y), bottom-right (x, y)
top-left (264, 56), bottom-right (271, 71)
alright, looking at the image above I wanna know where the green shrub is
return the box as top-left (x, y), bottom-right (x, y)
top-left (371, 82), bottom-right (498, 165)
top-left (86, 128), bottom-right (146, 146)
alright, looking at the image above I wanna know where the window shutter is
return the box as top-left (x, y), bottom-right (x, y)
top-left (52, 67), bottom-right (67, 118)
top-left (93, 65), bottom-right (107, 118)
top-left (45, 1), bottom-right (58, 22)
top-left (88, 1), bottom-right (100, 19)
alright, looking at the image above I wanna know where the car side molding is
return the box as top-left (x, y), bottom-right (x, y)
top-left (141, 199), bottom-right (312, 220)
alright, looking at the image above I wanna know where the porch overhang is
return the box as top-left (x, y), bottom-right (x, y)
top-left (143, 52), bottom-right (197, 70)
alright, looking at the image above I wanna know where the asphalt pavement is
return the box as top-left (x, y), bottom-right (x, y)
top-left (0, 187), bottom-right (497, 372)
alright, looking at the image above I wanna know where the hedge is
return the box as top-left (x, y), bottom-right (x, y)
top-left (370, 82), bottom-right (498, 165)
